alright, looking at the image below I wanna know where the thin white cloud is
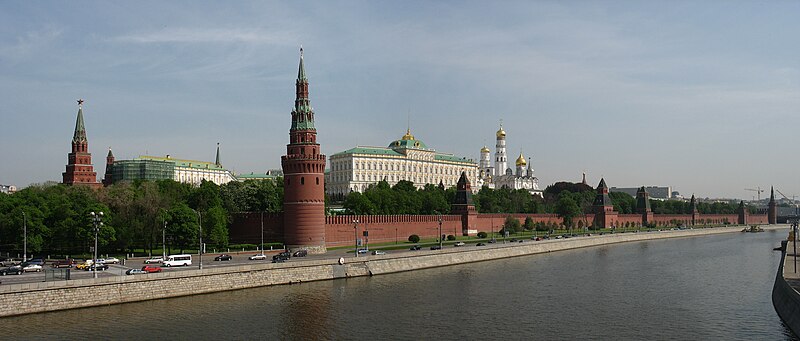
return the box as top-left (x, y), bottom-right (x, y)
top-left (0, 27), bottom-right (63, 59)
top-left (115, 27), bottom-right (294, 44)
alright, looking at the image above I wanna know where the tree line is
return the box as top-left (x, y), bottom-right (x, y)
top-left (0, 179), bottom-right (284, 257)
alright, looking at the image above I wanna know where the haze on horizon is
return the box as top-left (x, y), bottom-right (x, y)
top-left (1, 1), bottom-right (798, 200)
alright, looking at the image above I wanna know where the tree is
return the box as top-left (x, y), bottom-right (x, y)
top-left (204, 206), bottom-right (229, 248)
top-left (524, 216), bottom-right (534, 230)
top-left (167, 203), bottom-right (200, 253)
top-left (555, 193), bottom-right (581, 228)
top-left (504, 215), bottom-right (521, 233)
top-left (408, 234), bottom-right (420, 243)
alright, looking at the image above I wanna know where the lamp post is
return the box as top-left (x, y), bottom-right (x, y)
top-left (162, 221), bottom-right (167, 260)
top-left (90, 211), bottom-right (103, 279)
top-left (194, 210), bottom-right (203, 270)
top-left (438, 215), bottom-right (443, 249)
top-left (353, 219), bottom-right (359, 257)
top-left (22, 211), bottom-right (27, 262)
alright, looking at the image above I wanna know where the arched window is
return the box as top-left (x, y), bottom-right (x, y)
top-left (316, 177), bottom-right (320, 185)
top-left (301, 177), bottom-right (305, 185)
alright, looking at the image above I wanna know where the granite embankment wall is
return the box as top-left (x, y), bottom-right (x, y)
top-left (772, 240), bottom-right (800, 337)
top-left (0, 226), bottom-right (745, 317)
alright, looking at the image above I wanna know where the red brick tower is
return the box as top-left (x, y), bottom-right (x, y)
top-left (281, 48), bottom-right (327, 254)
top-left (62, 99), bottom-right (101, 188)
top-left (592, 178), bottom-right (617, 228)
top-left (768, 186), bottom-right (777, 224)
top-left (102, 147), bottom-right (114, 186)
top-left (451, 171), bottom-right (478, 236)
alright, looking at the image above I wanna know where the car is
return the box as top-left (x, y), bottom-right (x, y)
top-left (357, 249), bottom-right (369, 254)
top-left (95, 258), bottom-right (107, 264)
top-left (410, 245), bottom-right (421, 251)
top-left (104, 257), bottom-right (120, 264)
top-left (20, 263), bottom-right (42, 272)
top-left (214, 254), bottom-right (232, 261)
top-left (141, 265), bottom-right (162, 273)
top-left (87, 264), bottom-right (109, 271)
top-left (372, 250), bottom-right (386, 255)
top-left (476, 243), bottom-right (486, 246)
top-left (26, 258), bottom-right (45, 266)
top-left (518, 240), bottom-right (524, 243)
top-left (488, 239), bottom-right (497, 244)
top-left (76, 261), bottom-right (93, 270)
top-left (453, 242), bottom-right (465, 247)
top-left (248, 254), bottom-right (267, 260)
top-left (51, 259), bottom-right (75, 268)
top-left (430, 245), bottom-right (442, 250)
top-left (0, 258), bottom-right (21, 267)
top-left (292, 250), bottom-right (308, 257)
top-left (271, 257), bottom-right (286, 263)
top-left (0, 266), bottom-right (23, 276)
top-left (125, 269), bottom-right (147, 275)
top-left (272, 252), bottom-right (290, 262)
top-left (144, 256), bottom-right (164, 264)
top-left (510, 238), bottom-right (518, 243)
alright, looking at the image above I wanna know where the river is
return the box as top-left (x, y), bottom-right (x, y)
top-left (1, 229), bottom-right (796, 340)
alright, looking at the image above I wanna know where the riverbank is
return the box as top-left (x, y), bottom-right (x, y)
top-left (0, 225), bottom-right (777, 317)
top-left (772, 238), bottom-right (800, 338)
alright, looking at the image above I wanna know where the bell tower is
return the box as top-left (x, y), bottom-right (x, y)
top-left (281, 47), bottom-right (327, 254)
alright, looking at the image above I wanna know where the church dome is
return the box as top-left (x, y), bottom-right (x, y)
top-left (389, 129), bottom-right (428, 149)
top-left (496, 126), bottom-right (506, 138)
top-left (480, 145), bottom-right (490, 153)
top-left (515, 152), bottom-right (527, 166)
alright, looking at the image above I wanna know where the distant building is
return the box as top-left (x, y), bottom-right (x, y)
top-left (62, 99), bottom-right (101, 188)
top-left (0, 184), bottom-right (17, 194)
top-left (104, 144), bottom-right (236, 186)
top-left (237, 169), bottom-right (283, 181)
top-left (326, 129), bottom-right (478, 198)
top-left (611, 186), bottom-right (672, 200)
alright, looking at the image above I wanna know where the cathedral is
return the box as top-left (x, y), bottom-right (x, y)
top-left (476, 122), bottom-right (542, 196)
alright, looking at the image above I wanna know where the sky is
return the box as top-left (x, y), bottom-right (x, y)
top-left (1, 1), bottom-right (798, 200)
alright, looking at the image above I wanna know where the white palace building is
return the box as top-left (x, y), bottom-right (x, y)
top-left (325, 129), bottom-right (478, 198)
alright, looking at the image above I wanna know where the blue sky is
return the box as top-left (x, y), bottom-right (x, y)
top-left (1, 1), bottom-right (798, 199)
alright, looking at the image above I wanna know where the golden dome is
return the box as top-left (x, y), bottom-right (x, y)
top-left (515, 152), bottom-right (527, 166)
top-left (496, 127), bottom-right (506, 138)
top-left (401, 128), bottom-right (415, 141)
top-left (480, 145), bottom-right (490, 153)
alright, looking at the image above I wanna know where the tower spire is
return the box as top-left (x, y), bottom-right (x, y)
top-left (297, 46), bottom-right (307, 81)
top-left (73, 99), bottom-right (87, 143)
top-left (215, 142), bottom-right (221, 166)
top-left (291, 46), bottom-right (314, 131)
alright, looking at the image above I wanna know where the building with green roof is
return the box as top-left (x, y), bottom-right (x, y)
top-left (107, 144), bottom-right (236, 185)
top-left (326, 129), bottom-right (477, 198)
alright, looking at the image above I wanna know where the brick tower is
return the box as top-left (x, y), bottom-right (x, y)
top-left (451, 171), bottom-right (478, 236)
top-left (592, 178), bottom-right (617, 228)
top-left (62, 99), bottom-right (101, 188)
top-left (768, 186), bottom-right (777, 224)
top-left (635, 186), bottom-right (653, 225)
top-left (102, 147), bottom-right (114, 186)
top-left (690, 194), bottom-right (699, 226)
top-left (281, 48), bottom-right (327, 254)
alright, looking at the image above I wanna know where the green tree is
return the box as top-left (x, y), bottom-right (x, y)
top-left (555, 193), bottom-right (581, 228)
top-left (167, 203), bottom-right (200, 253)
top-left (204, 205), bottom-right (229, 248)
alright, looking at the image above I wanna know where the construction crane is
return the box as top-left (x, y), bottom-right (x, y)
top-left (745, 187), bottom-right (764, 201)
top-left (775, 188), bottom-right (799, 215)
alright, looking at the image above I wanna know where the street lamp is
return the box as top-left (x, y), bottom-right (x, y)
top-left (162, 221), bottom-right (167, 260)
top-left (438, 215), bottom-right (443, 249)
top-left (353, 219), bottom-right (359, 257)
top-left (22, 211), bottom-right (27, 262)
top-left (90, 211), bottom-right (103, 279)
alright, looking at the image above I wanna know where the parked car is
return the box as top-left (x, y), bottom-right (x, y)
top-left (76, 261), bottom-right (93, 270)
top-left (51, 259), bottom-right (75, 268)
top-left (125, 269), bottom-right (147, 275)
top-left (292, 250), bottom-right (308, 257)
top-left (26, 258), bottom-right (45, 266)
top-left (22, 263), bottom-right (43, 272)
top-left (357, 249), bottom-right (369, 254)
top-left (248, 254), bottom-right (267, 260)
top-left (0, 258), bottom-right (21, 267)
top-left (510, 238), bottom-right (518, 243)
top-left (410, 245), bottom-right (421, 251)
top-left (104, 257), bottom-right (120, 264)
top-left (272, 252), bottom-right (290, 262)
top-left (430, 245), bottom-right (442, 250)
top-left (476, 243), bottom-right (486, 246)
top-left (141, 265), bottom-right (162, 273)
top-left (214, 254), bottom-right (232, 261)
top-left (453, 242), bottom-right (465, 247)
top-left (0, 266), bottom-right (23, 276)
top-left (87, 264), bottom-right (109, 271)
top-left (144, 256), bottom-right (164, 264)
top-left (372, 250), bottom-right (386, 255)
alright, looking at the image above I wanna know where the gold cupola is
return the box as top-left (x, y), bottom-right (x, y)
top-left (515, 152), bottom-right (527, 166)
top-left (480, 145), bottom-right (490, 153)
top-left (401, 128), bottom-right (415, 141)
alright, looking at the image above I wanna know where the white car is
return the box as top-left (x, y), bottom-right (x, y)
top-left (371, 250), bottom-right (386, 255)
top-left (22, 263), bottom-right (42, 272)
top-left (248, 254), bottom-right (267, 260)
top-left (453, 242), bottom-right (465, 247)
top-left (104, 257), bottom-right (120, 264)
top-left (144, 257), bottom-right (164, 264)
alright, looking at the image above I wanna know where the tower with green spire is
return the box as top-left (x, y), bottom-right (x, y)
top-left (281, 47), bottom-right (327, 254)
top-left (62, 99), bottom-right (101, 188)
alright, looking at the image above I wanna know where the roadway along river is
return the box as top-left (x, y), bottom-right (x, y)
top-left (0, 228), bottom-right (796, 340)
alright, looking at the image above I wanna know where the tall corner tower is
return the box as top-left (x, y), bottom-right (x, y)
top-left (62, 99), bottom-right (101, 188)
top-left (494, 122), bottom-right (507, 177)
top-left (768, 186), bottom-right (777, 224)
top-left (281, 47), bottom-right (327, 254)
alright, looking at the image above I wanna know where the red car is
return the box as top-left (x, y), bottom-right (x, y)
top-left (141, 265), bottom-right (162, 273)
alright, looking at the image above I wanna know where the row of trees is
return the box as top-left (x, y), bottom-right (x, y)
top-left (0, 179), bottom-right (284, 257)
top-left (343, 181), bottom-right (454, 215)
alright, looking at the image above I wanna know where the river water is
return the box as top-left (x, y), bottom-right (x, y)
top-left (2, 229), bottom-right (796, 340)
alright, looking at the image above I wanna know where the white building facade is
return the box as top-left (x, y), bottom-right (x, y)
top-left (326, 129), bottom-right (478, 198)
top-left (476, 123), bottom-right (542, 196)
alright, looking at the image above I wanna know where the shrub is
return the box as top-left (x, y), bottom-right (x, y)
top-left (408, 234), bottom-right (420, 243)
top-left (447, 235), bottom-right (456, 241)
top-left (477, 231), bottom-right (488, 238)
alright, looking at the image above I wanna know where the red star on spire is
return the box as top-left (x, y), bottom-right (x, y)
top-left (77, 99), bottom-right (84, 106)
